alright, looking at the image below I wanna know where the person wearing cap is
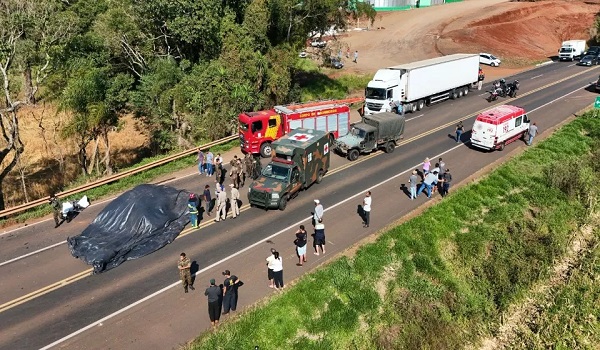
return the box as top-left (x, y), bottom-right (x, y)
top-left (408, 170), bottom-right (419, 200)
top-left (229, 184), bottom-right (240, 219)
top-left (222, 270), bottom-right (240, 314)
top-left (178, 253), bottom-right (195, 293)
top-left (215, 187), bottom-right (228, 222)
top-left (187, 193), bottom-right (199, 228)
top-left (312, 199), bottom-right (324, 227)
top-left (49, 194), bottom-right (63, 228)
top-left (204, 278), bottom-right (221, 327)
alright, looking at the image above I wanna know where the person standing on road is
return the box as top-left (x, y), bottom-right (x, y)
top-left (178, 253), bottom-right (195, 293)
top-left (49, 194), bottom-right (63, 228)
top-left (409, 170), bottom-right (419, 200)
top-left (314, 222), bottom-right (326, 255)
top-left (203, 185), bottom-right (212, 216)
top-left (478, 67), bottom-right (485, 91)
top-left (205, 151), bottom-right (214, 176)
top-left (215, 153), bottom-right (223, 165)
top-left (196, 149), bottom-right (205, 175)
top-left (422, 157), bottom-right (431, 175)
top-left (266, 248), bottom-right (277, 288)
top-left (243, 154), bottom-right (252, 185)
top-left (294, 225), bottom-right (308, 266)
top-left (362, 191), bottom-right (372, 228)
top-left (204, 278), bottom-right (221, 327)
top-left (215, 188), bottom-right (227, 222)
top-left (271, 251), bottom-right (284, 290)
top-left (229, 184), bottom-right (240, 219)
top-left (188, 193), bottom-right (199, 228)
top-left (455, 121), bottom-right (465, 143)
top-left (527, 122), bottom-right (538, 146)
top-left (353, 50), bottom-right (358, 63)
top-left (438, 158), bottom-right (446, 176)
top-left (229, 157), bottom-right (240, 189)
top-left (222, 270), bottom-right (240, 314)
top-left (417, 171), bottom-right (439, 199)
top-left (442, 169), bottom-right (452, 197)
top-left (312, 199), bottom-right (324, 226)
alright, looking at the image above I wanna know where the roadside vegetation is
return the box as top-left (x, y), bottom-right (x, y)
top-left (186, 111), bottom-right (600, 349)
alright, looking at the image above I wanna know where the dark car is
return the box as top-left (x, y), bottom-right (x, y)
top-left (578, 54), bottom-right (599, 66)
top-left (584, 46), bottom-right (600, 56)
top-left (325, 57), bottom-right (344, 69)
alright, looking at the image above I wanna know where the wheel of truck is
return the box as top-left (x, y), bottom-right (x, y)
top-left (348, 149), bottom-right (359, 161)
top-left (458, 88), bottom-right (464, 98)
top-left (463, 86), bottom-right (469, 96)
top-left (384, 142), bottom-right (395, 153)
top-left (417, 99), bottom-right (425, 110)
top-left (278, 195), bottom-right (288, 211)
top-left (316, 170), bottom-right (324, 184)
top-left (410, 103), bottom-right (418, 113)
top-left (451, 89), bottom-right (458, 100)
top-left (260, 142), bottom-right (272, 158)
top-left (498, 142), bottom-right (505, 151)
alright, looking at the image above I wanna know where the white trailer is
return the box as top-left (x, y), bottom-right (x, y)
top-left (364, 54), bottom-right (480, 115)
top-left (558, 40), bottom-right (586, 61)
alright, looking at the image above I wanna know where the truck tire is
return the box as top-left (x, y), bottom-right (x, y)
top-left (451, 89), bottom-right (458, 100)
top-left (458, 88), bottom-right (464, 98)
top-left (316, 170), bottom-right (324, 184)
top-left (384, 142), bottom-right (395, 153)
top-left (417, 99), bottom-right (425, 110)
top-left (348, 149), bottom-right (359, 161)
top-left (463, 86), bottom-right (469, 96)
top-left (278, 195), bottom-right (288, 211)
top-left (498, 142), bottom-right (505, 151)
top-left (260, 143), bottom-right (272, 158)
top-left (410, 103), bottom-right (418, 113)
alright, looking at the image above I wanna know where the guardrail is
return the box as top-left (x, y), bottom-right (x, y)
top-left (0, 134), bottom-right (239, 218)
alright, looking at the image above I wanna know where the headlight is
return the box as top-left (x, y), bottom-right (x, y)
top-left (271, 193), bottom-right (279, 199)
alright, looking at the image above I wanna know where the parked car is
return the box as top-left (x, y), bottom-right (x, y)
top-left (578, 54), bottom-right (599, 66)
top-left (299, 51), bottom-right (307, 58)
top-left (324, 57), bottom-right (344, 69)
top-left (310, 40), bottom-right (327, 48)
top-left (584, 46), bottom-right (600, 56)
top-left (479, 53), bottom-right (501, 67)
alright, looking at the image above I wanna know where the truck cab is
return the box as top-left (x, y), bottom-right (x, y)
top-left (364, 69), bottom-right (401, 115)
top-left (248, 129), bottom-right (330, 210)
top-left (239, 110), bottom-right (282, 158)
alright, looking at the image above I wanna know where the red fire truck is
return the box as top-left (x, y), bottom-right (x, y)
top-left (239, 98), bottom-right (363, 157)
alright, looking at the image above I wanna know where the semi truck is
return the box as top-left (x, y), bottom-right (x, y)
top-left (364, 54), bottom-right (480, 115)
top-left (334, 112), bottom-right (405, 161)
top-left (239, 98), bottom-right (363, 158)
top-left (248, 128), bottom-right (330, 210)
top-left (558, 40), bottom-right (586, 61)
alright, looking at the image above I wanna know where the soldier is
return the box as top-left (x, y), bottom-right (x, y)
top-left (49, 194), bottom-right (63, 228)
top-left (222, 269), bottom-right (240, 315)
top-left (252, 155), bottom-right (262, 179)
top-left (242, 154), bottom-right (251, 186)
top-left (178, 252), bottom-right (195, 293)
top-left (215, 161), bottom-right (223, 184)
top-left (236, 156), bottom-right (244, 187)
top-left (215, 188), bottom-right (228, 222)
top-left (188, 193), bottom-right (199, 228)
top-left (229, 184), bottom-right (240, 219)
top-left (229, 158), bottom-right (240, 189)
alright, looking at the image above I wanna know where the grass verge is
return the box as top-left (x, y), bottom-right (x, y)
top-left (294, 59), bottom-right (371, 101)
top-left (185, 112), bottom-right (600, 349)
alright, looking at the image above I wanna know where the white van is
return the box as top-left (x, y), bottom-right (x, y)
top-left (558, 40), bottom-right (586, 61)
top-left (470, 105), bottom-right (530, 151)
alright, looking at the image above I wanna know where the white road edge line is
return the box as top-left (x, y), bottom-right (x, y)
top-left (568, 63), bottom-right (577, 67)
top-left (40, 83), bottom-right (591, 350)
top-left (530, 74), bottom-right (543, 80)
top-left (0, 241), bottom-right (65, 268)
top-left (405, 114), bottom-right (424, 122)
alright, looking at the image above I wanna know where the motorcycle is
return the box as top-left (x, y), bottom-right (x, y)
top-left (487, 88), bottom-right (501, 102)
top-left (60, 195), bottom-right (90, 222)
top-left (506, 80), bottom-right (520, 98)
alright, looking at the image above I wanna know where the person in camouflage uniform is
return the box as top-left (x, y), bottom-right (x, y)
top-left (242, 154), bottom-right (251, 186)
top-left (178, 252), bottom-right (195, 293)
top-left (229, 156), bottom-right (240, 189)
top-left (49, 194), bottom-right (62, 228)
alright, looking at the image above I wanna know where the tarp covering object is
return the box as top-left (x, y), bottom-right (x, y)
top-left (67, 184), bottom-right (190, 274)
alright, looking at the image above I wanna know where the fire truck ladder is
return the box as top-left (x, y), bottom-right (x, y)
top-left (283, 97), bottom-right (364, 111)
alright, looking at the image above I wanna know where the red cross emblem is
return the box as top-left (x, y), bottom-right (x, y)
top-left (290, 133), bottom-right (313, 141)
top-left (323, 143), bottom-right (329, 154)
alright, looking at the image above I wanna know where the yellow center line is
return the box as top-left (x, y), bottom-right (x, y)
top-left (1, 66), bottom-right (596, 315)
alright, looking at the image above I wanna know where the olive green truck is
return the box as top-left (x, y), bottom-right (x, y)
top-left (248, 128), bottom-right (330, 210)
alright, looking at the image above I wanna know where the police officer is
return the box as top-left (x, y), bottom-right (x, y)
top-left (222, 269), bottom-right (240, 314)
top-left (215, 188), bottom-right (228, 222)
top-left (229, 184), bottom-right (240, 219)
top-left (178, 252), bottom-right (195, 293)
top-left (49, 194), bottom-right (62, 228)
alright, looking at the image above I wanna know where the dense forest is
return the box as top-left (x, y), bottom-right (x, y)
top-left (0, 0), bottom-right (375, 210)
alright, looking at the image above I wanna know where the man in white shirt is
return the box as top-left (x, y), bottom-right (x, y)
top-left (362, 191), bottom-right (372, 228)
top-left (313, 199), bottom-right (324, 226)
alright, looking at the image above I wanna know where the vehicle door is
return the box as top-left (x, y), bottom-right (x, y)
top-left (289, 166), bottom-right (302, 194)
top-left (265, 115), bottom-right (281, 140)
top-left (471, 121), bottom-right (495, 149)
top-left (364, 131), bottom-right (376, 151)
top-left (513, 115), bottom-right (525, 134)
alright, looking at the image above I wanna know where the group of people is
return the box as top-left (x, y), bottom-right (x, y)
top-left (178, 252), bottom-right (241, 327)
top-left (408, 157), bottom-right (453, 200)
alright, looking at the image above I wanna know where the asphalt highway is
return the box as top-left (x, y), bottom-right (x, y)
top-left (0, 61), bottom-right (598, 350)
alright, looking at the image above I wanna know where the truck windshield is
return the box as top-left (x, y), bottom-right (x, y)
top-left (351, 127), bottom-right (366, 138)
top-left (365, 87), bottom-right (386, 100)
top-left (262, 164), bottom-right (290, 181)
top-left (239, 122), bottom-right (249, 132)
top-left (560, 47), bottom-right (573, 53)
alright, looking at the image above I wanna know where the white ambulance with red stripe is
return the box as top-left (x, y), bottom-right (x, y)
top-left (470, 105), bottom-right (530, 151)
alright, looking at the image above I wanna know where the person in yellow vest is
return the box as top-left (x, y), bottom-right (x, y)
top-left (188, 193), bottom-right (199, 228)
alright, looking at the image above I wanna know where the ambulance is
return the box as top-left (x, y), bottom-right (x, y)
top-left (470, 105), bottom-right (530, 151)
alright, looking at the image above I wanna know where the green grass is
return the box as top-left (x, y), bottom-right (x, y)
top-left (185, 112), bottom-right (600, 349)
top-left (295, 59), bottom-right (371, 102)
top-left (1, 139), bottom-right (239, 226)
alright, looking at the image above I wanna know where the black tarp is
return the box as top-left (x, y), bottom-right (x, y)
top-left (67, 184), bottom-right (190, 273)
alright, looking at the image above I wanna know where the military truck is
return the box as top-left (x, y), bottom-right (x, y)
top-left (334, 112), bottom-right (405, 161)
top-left (248, 128), bottom-right (330, 210)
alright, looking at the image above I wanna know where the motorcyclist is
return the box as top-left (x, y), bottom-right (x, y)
top-left (49, 194), bottom-right (62, 228)
top-left (499, 78), bottom-right (507, 96)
